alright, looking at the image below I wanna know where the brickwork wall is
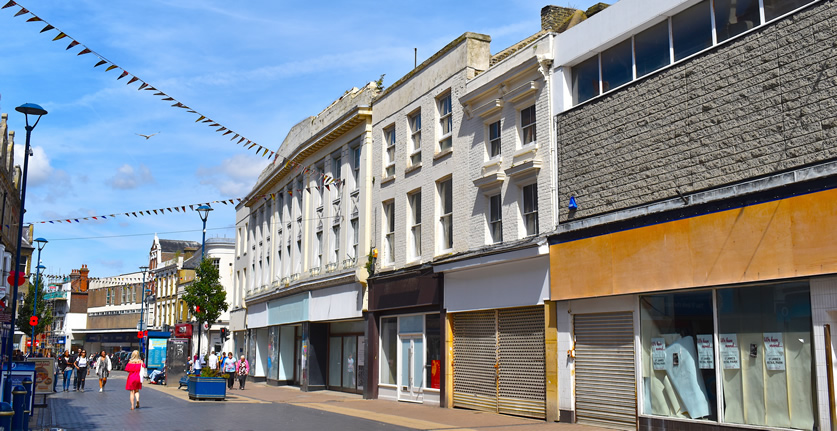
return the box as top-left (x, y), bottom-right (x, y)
top-left (461, 60), bottom-right (555, 247)
top-left (556, 0), bottom-right (837, 222)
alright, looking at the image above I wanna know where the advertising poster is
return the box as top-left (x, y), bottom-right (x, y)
top-left (26, 358), bottom-right (55, 394)
top-left (763, 332), bottom-right (785, 371)
top-left (147, 338), bottom-right (168, 369)
top-left (719, 334), bottom-right (740, 369)
top-left (696, 334), bottom-right (714, 369)
top-left (651, 338), bottom-right (666, 370)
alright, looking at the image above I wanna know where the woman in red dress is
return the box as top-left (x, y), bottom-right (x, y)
top-left (124, 350), bottom-right (143, 410)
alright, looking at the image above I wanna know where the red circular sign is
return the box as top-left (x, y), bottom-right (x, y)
top-left (6, 271), bottom-right (25, 286)
top-left (29, 316), bottom-right (38, 326)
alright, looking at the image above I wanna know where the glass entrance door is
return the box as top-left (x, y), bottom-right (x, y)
top-left (398, 335), bottom-right (424, 403)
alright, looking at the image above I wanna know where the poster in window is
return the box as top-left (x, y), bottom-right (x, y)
top-left (719, 334), bottom-right (740, 369)
top-left (651, 338), bottom-right (666, 370)
top-left (696, 334), bottom-right (714, 369)
top-left (763, 332), bottom-right (785, 371)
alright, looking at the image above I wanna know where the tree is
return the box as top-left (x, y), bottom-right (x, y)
top-left (16, 277), bottom-right (53, 345)
top-left (182, 258), bottom-right (228, 355)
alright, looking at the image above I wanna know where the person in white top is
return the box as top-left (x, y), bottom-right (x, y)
top-left (94, 351), bottom-right (113, 392)
top-left (207, 351), bottom-right (218, 370)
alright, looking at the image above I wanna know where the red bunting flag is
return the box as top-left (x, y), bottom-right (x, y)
top-left (127, 77), bottom-right (139, 85)
top-left (162, 97), bottom-right (174, 101)
top-left (117, 71), bottom-right (129, 80)
top-left (2, 2), bottom-right (17, 9)
top-left (66, 40), bottom-right (79, 50)
top-left (13, 7), bottom-right (27, 17)
top-left (138, 83), bottom-right (148, 90)
top-left (77, 48), bottom-right (91, 56)
top-left (26, 16), bottom-right (40, 22)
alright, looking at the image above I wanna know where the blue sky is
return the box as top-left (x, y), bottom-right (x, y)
top-left (0, 0), bottom-right (602, 280)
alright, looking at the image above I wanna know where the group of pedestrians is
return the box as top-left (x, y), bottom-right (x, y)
top-left (192, 350), bottom-right (249, 390)
top-left (56, 349), bottom-right (113, 392)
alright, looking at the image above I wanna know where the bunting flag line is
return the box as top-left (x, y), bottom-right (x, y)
top-left (27, 181), bottom-right (344, 226)
top-left (2, 1), bottom-right (277, 160)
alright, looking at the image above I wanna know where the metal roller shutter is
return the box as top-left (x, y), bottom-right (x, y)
top-left (574, 312), bottom-right (636, 430)
top-left (498, 307), bottom-right (545, 419)
top-left (453, 307), bottom-right (545, 419)
top-left (453, 310), bottom-right (498, 413)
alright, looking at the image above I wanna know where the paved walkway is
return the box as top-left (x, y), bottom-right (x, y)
top-left (131, 374), bottom-right (607, 431)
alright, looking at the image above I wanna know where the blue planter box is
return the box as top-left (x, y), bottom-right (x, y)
top-left (187, 376), bottom-right (227, 400)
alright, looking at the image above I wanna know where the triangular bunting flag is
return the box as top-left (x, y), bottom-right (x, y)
top-left (196, 116), bottom-right (205, 123)
top-left (127, 77), bottom-right (138, 85)
top-left (40, 24), bottom-right (53, 33)
top-left (117, 71), bottom-right (129, 80)
top-left (66, 40), bottom-right (79, 50)
top-left (52, 32), bottom-right (67, 41)
top-left (106, 65), bottom-right (118, 71)
top-left (77, 48), bottom-right (91, 56)
top-left (2, 2), bottom-right (17, 10)
top-left (94, 60), bottom-right (107, 67)
top-left (13, 7), bottom-right (27, 17)
top-left (26, 16), bottom-right (41, 22)
top-left (138, 83), bottom-right (148, 90)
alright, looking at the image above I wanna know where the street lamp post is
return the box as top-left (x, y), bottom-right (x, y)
top-left (4, 104), bottom-right (47, 402)
top-left (138, 266), bottom-right (148, 362)
top-left (30, 238), bottom-right (47, 355)
top-left (195, 205), bottom-right (212, 358)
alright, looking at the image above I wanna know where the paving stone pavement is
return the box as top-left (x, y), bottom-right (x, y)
top-left (33, 371), bottom-right (609, 431)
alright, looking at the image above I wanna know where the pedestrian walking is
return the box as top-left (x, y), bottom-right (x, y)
top-left (236, 355), bottom-right (249, 390)
top-left (124, 350), bottom-right (143, 410)
top-left (94, 351), bottom-right (112, 392)
top-left (223, 352), bottom-right (236, 389)
top-left (75, 349), bottom-right (89, 392)
top-left (61, 351), bottom-right (74, 392)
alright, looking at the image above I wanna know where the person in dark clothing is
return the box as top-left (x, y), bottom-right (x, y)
top-left (59, 351), bottom-right (73, 392)
top-left (69, 350), bottom-right (80, 390)
top-left (75, 349), bottom-right (89, 392)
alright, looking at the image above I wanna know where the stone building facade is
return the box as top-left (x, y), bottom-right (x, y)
top-left (547, 0), bottom-right (837, 430)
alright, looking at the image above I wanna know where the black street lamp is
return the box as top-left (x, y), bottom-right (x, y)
top-left (194, 205), bottom-right (212, 358)
top-left (138, 266), bottom-right (148, 362)
top-left (4, 103), bottom-right (47, 402)
top-left (30, 238), bottom-right (47, 354)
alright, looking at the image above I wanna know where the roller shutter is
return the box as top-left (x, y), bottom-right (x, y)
top-left (453, 307), bottom-right (545, 419)
top-left (574, 312), bottom-right (636, 430)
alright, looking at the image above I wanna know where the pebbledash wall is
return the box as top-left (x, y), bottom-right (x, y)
top-left (554, 0), bottom-right (837, 220)
top-left (548, 0), bottom-right (837, 430)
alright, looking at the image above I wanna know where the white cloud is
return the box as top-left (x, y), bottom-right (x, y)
top-left (13, 145), bottom-right (54, 187)
top-left (196, 153), bottom-right (267, 197)
top-left (107, 164), bottom-right (155, 190)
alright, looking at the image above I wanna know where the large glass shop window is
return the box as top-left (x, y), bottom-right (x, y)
top-left (640, 291), bottom-right (717, 421)
top-left (641, 284), bottom-right (815, 430)
top-left (717, 283), bottom-right (814, 430)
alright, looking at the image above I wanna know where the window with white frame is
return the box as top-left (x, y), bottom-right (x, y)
top-left (522, 183), bottom-right (538, 236)
top-left (571, 0), bottom-right (817, 105)
top-left (438, 92), bottom-right (452, 152)
top-left (332, 225), bottom-right (340, 263)
top-left (383, 201), bottom-right (395, 264)
top-left (384, 126), bottom-right (396, 178)
top-left (488, 120), bottom-right (501, 158)
top-left (488, 193), bottom-right (502, 244)
top-left (408, 191), bottom-right (421, 260)
top-left (350, 217), bottom-right (359, 261)
top-left (438, 178), bottom-right (453, 251)
top-left (409, 112), bottom-right (422, 166)
top-left (520, 105), bottom-right (536, 146)
top-left (351, 145), bottom-right (361, 190)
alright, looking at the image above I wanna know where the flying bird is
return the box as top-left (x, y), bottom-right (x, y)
top-left (135, 132), bottom-right (160, 140)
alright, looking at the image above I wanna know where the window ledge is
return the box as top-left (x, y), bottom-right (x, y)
top-left (381, 175), bottom-right (396, 185)
top-left (350, 189), bottom-right (360, 197)
top-left (405, 163), bottom-right (422, 174)
top-left (433, 148), bottom-right (453, 160)
top-left (473, 171), bottom-right (506, 190)
top-left (505, 159), bottom-right (542, 181)
top-left (514, 143), bottom-right (538, 161)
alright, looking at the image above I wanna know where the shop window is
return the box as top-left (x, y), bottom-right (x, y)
top-left (672, 0), bottom-right (713, 61)
top-left (714, 0), bottom-right (760, 42)
top-left (572, 55), bottom-right (600, 104)
top-left (380, 317), bottom-right (397, 385)
top-left (634, 20), bottom-right (671, 78)
top-left (640, 291), bottom-right (717, 421)
top-left (425, 314), bottom-right (441, 390)
top-left (716, 283), bottom-right (814, 429)
top-left (601, 39), bottom-right (633, 92)
top-left (764, 0), bottom-right (812, 21)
